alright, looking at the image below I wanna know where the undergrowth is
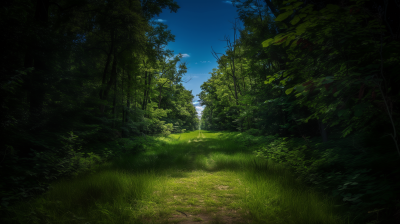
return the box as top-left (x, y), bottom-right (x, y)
top-left (0, 131), bottom-right (157, 209)
top-left (1, 130), bottom-right (358, 224)
top-left (250, 131), bottom-right (400, 224)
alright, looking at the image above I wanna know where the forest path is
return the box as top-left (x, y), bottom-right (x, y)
top-left (120, 131), bottom-right (346, 224)
top-left (7, 131), bottom-right (349, 224)
top-left (143, 130), bottom-right (251, 224)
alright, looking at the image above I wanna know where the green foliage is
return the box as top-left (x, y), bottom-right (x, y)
top-left (260, 0), bottom-right (399, 139)
top-left (0, 131), bottom-right (99, 208)
top-left (200, 1), bottom-right (400, 221)
top-left (245, 128), bottom-right (262, 136)
top-left (254, 134), bottom-right (400, 223)
top-left (1, 131), bottom-right (354, 224)
top-left (0, 0), bottom-right (199, 210)
top-left (1, 0), bottom-right (400, 223)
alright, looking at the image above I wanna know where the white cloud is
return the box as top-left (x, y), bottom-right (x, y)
top-left (195, 106), bottom-right (204, 114)
top-left (175, 53), bottom-right (190, 58)
top-left (155, 19), bottom-right (167, 22)
top-left (193, 101), bottom-right (204, 116)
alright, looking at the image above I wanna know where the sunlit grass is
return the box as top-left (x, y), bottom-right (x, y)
top-left (3, 130), bottom-right (354, 224)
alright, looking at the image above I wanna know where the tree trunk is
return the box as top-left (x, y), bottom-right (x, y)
top-left (142, 70), bottom-right (147, 111)
top-left (158, 86), bottom-right (162, 109)
top-left (233, 76), bottom-right (239, 105)
top-left (112, 74), bottom-right (117, 128)
top-left (146, 73), bottom-right (152, 117)
top-left (134, 71), bottom-right (137, 107)
top-left (101, 51), bottom-right (118, 113)
top-left (26, 0), bottom-right (50, 124)
top-left (126, 70), bottom-right (131, 123)
top-left (122, 70), bottom-right (125, 124)
top-left (318, 119), bottom-right (328, 142)
top-left (99, 30), bottom-right (114, 112)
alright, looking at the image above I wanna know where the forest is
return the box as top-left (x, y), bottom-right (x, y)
top-left (1, 0), bottom-right (400, 223)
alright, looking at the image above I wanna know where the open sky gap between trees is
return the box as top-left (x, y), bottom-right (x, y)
top-left (1, 0), bottom-right (400, 223)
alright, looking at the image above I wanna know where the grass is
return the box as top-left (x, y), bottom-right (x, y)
top-left (2, 130), bottom-right (355, 224)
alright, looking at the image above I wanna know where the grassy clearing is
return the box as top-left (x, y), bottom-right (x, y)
top-left (3, 131), bottom-right (354, 224)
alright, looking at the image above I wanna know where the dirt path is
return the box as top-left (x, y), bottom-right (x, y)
top-left (162, 172), bottom-right (248, 224)
top-left (142, 132), bottom-right (251, 224)
top-left (7, 131), bottom-right (349, 224)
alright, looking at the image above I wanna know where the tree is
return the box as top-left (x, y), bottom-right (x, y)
top-left (0, 0), bottom-right (200, 208)
top-left (156, 53), bottom-right (187, 108)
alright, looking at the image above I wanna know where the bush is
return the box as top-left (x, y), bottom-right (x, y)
top-left (116, 137), bottom-right (149, 154)
top-left (255, 133), bottom-right (400, 223)
top-left (0, 131), bottom-right (104, 209)
top-left (245, 128), bottom-right (262, 136)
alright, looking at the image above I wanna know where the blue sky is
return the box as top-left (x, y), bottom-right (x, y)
top-left (154, 0), bottom-right (243, 116)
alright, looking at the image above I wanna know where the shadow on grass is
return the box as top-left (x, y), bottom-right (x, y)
top-left (105, 132), bottom-right (354, 224)
top-left (2, 131), bottom-right (355, 224)
top-left (109, 136), bottom-right (266, 175)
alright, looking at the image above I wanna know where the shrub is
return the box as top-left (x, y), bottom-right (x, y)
top-left (0, 131), bottom-right (104, 209)
top-left (245, 128), bottom-right (262, 136)
top-left (255, 133), bottom-right (400, 223)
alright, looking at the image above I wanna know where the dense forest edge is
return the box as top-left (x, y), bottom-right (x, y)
top-left (198, 0), bottom-right (400, 223)
top-left (1, 0), bottom-right (198, 214)
top-left (0, 0), bottom-right (399, 223)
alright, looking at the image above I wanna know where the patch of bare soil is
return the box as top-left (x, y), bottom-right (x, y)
top-left (215, 185), bottom-right (230, 190)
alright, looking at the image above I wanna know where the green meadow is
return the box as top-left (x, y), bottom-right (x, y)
top-left (4, 131), bottom-right (353, 224)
